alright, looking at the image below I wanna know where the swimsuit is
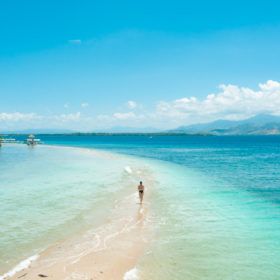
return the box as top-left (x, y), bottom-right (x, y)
top-left (139, 190), bottom-right (144, 194)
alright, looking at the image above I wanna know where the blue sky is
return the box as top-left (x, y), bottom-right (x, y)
top-left (1, 0), bottom-right (280, 131)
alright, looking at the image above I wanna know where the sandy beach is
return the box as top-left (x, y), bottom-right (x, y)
top-left (0, 146), bottom-right (155, 280)
top-left (8, 189), bottom-right (152, 280)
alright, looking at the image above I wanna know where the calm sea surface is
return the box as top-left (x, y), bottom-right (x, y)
top-left (1, 135), bottom-right (280, 279)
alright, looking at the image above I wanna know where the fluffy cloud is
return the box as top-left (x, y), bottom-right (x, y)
top-left (259, 80), bottom-right (280, 91)
top-left (0, 112), bottom-right (82, 124)
top-left (53, 112), bottom-right (81, 122)
top-left (127, 100), bottom-right (137, 109)
top-left (0, 112), bottom-right (40, 122)
top-left (156, 80), bottom-right (280, 122)
top-left (113, 112), bottom-right (136, 120)
top-left (2, 80), bottom-right (280, 130)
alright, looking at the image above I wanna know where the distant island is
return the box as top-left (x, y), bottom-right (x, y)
top-left (2, 114), bottom-right (280, 136)
top-left (168, 114), bottom-right (280, 135)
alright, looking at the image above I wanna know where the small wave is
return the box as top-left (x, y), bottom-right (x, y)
top-left (123, 267), bottom-right (138, 280)
top-left (0, 254), bottom-right (39, 280)
top-left (124, 166), bottom-right (133, 174)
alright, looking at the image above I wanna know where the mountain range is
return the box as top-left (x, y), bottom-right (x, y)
top-left (170, 114), bottom-right (280, 135)
top-left (2, 114), bottom-right (280, 135)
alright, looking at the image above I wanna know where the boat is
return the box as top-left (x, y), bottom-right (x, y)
top-left (26, 134), bottom-right (41, 146)
top-left (0, 137), bottom-right (19, 144)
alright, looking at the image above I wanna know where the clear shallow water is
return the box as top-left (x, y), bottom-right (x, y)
top-left (1, 136), bottom-right (280, 279)
top-left (0, 144), bottom-right (146, 275)
top-left (32, 135), bottom-right (280, 205)
top-left (142, 162), bottom-right (280, 280)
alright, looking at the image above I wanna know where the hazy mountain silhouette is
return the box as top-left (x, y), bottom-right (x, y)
top-left (170, 114), bottom-right (280, 135)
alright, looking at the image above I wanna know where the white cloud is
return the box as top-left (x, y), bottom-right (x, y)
top-left (113, 112), bottom-right (136, 120)
top-left (127, 100), bottom-right (137, 109)
top-left (259, 80), bottom-right (280, 91)
top-left (81, 102), bottom-right (89, 108)
top-left (2, 80), bottom-right (280, 130)
top-left (0, 112), bottom-right (40, 122)
top-left (53, 112), bottom-right (81, 122)
top-left (156, 80), bottom-right (280, 123)
top-left (0, 111), bottom-right (86, 131)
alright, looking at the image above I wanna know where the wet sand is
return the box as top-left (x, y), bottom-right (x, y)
top-left (9, 189), bottom-right (152, 280)
top-left (1, 146), bottom-right (155, 280)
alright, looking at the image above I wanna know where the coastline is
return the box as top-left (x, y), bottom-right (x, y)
top-left (9, 195), bottom-right (152, 280)
top-left (1, 144), bottom-right (155, 280)
top-left (2, 139), bottom-right (280, 279)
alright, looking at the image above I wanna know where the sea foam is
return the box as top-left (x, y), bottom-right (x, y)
top-left (123, 267), bottom-right (138, 280)
top-left (0, 255), bottom-right (39, 280)
top-left (124, 166), bottom-right (133, 174)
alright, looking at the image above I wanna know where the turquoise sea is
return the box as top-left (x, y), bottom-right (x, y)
top-left (1, 135), bottom-right (280, 279)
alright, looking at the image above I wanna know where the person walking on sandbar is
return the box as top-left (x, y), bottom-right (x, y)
top-left (138, 181), bottom-right (144, 204)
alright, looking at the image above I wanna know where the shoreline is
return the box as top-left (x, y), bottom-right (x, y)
top-left (1, 144), bottom-right (155, 280)
top-left (9, 197), bottom-right (151, 280)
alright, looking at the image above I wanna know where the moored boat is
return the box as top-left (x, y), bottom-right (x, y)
top-left (26, 134), bottom-right (41, 146)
